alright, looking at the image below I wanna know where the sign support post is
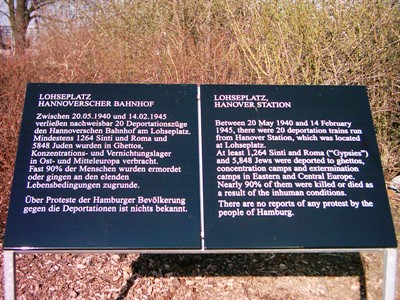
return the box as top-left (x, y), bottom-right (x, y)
top-left (3, 250), bottom-right (15, 300)
top-left (383, 248), bottom-right (398, 300)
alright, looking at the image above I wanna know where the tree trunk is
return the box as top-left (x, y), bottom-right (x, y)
top-left (7, 0), bottom-right (31, 55)
top-left (15, 0), bottom-right (29, 54)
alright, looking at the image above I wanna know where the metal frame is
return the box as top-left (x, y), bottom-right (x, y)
top-left (4, 248), bottom-right (397, 300)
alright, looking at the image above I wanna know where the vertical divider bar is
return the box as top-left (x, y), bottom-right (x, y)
top-left (383, 248), bottom-right (397, 300)
top-left (4, 250), bottom-right (16, 300)
top-left (197, 85), bottom-right (205, 250)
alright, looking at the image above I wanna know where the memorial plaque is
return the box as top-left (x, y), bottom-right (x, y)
top-left (201, 85), bottom-right (397, 249)
top-left (4, 83), bottom-right (201, 250)
top-left (4, 84), bottom-right (397, 251)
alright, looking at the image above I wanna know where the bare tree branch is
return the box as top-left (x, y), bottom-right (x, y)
top-left (31, 0), bottom-right (56, 11)
top-left (0, 10), bottom-right (9, 19)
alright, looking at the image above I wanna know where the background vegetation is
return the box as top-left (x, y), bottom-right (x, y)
top-left (1, 0), bottom-right (399, 238)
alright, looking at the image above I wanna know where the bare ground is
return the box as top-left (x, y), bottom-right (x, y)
top-left (0, 192), bottom-right (399, 300)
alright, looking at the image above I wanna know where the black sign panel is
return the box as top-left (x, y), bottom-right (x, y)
top-left (4, 84), bottom-right (397, 251)
top-left (201, 85), bottom-right (397, 249)
top-left (4, 83), bottom-right (201, 250)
